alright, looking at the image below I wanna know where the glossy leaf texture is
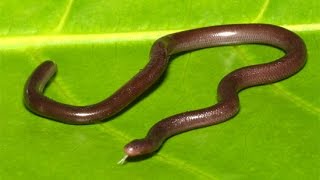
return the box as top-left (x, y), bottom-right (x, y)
top-left (0, 0), bottom-right (319, 179)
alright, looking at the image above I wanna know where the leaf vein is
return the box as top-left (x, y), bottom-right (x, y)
top-left (54, 0), bottom-right (74, 32)
top-left (271, 84), bottom-right (320, 115)
top-left (233, 45), bottom-right (319, 115)
top-left (1, 23), bottom-right (320, 50)
top-left (252, 0), bottom-right (270, 22)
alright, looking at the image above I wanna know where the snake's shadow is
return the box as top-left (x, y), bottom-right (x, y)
top-left (103, 52), bottom-right (189, 123)
top-left (125, 152), bottom-right (158, 163)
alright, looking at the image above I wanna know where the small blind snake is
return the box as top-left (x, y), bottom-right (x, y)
top-left (24, 24), bottom-right (307, 162)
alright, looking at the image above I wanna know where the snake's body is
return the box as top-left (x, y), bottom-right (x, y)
top-left (24, 24), bottom-right (306, 158)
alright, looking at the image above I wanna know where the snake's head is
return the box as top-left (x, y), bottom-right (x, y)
top-left (124, 138), bottom-right (157, 157)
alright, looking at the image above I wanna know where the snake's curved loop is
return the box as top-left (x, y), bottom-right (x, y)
top-left (24, 44), bottom-right (169, 125)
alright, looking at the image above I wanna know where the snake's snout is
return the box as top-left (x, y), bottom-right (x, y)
top-left (124, 139), bottom-right (156, 157)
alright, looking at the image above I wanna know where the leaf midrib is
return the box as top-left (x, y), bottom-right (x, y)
top-left (0, 23), bottom-right (319, 50)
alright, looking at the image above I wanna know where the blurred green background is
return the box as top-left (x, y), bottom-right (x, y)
top-left (0, 0), bottom-right (319, 179)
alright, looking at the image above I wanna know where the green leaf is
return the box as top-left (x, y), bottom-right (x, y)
top-left (0, 0), bottom-right (319, 179)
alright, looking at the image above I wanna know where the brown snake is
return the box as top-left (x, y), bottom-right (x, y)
top-left (24, 24), bottom-right (307, 162)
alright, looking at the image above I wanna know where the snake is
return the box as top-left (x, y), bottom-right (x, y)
top-left (24, 24), bottom-right (306, 161)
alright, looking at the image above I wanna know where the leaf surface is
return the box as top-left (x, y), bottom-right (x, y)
top-left (0, 0), bottom-right (319, 179)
